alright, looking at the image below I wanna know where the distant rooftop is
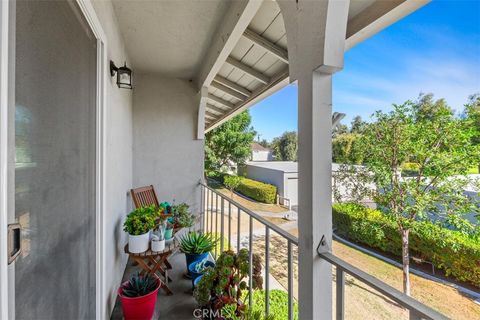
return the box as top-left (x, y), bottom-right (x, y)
top-left (246, 161), bottom-right (358, 173)
top-left (251, 142), bottom-right (271, 152)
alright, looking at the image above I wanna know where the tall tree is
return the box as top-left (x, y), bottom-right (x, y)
top-left (463, 93), bottom-right (480, 172)
top-left (350, 115), bottom-right (367, 134)
top-left (335, 100), bottom-right (479, 295)
top-left (258, 139), bottom-right (270, 148)
top-left (271, 131), bottom-right (298, 161)
top-left (332, 133), bottom-right (363, 164)
top-left (205, 111), bottom-right (256, 173)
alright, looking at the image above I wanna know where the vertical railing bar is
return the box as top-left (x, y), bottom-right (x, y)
top-left (248, 215), bottom-right (253, 309)
top-left (265, 227), bottom-right (270, 317)
top-left (288, 240), bottom-right (293, 320)
top-left (336, 267), bottom-right (345, 320)
top-left (206, 188), bottom-right (209, 234)
top-left (215, 194), bottom-right (219, 260)
top-left (200, 185), bottom-right (204, 233)
top-left (210, 188), bottom-right (213, 238)
top-left (228, 202), bottom-right (232, 251)
top-left (220, 198), bottom-right (225, 253)
top-left (237, 207), bottom-right (241, 254)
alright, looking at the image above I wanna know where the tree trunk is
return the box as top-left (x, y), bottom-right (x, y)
top-left (401, 228), bottom-right (411, 296)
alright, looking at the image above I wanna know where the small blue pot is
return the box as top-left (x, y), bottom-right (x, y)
top-left (188, 260), bottom-right (215, 287)
top-left (193, 274), bottom-right (204, 288)
top-left (184, 252), bottom-right (209, 276)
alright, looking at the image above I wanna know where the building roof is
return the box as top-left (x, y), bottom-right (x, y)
top-left (251, 142), bottom-right (271, 152)
top-left (247, 161), bottom-right (297, 173)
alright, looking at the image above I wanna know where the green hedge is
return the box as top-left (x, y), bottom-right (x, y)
top-left (236, 177), bottom-right (277, 204)
top-left (333, 203), bottom-right (480, 287)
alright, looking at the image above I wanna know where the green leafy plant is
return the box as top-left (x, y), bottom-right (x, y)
top-left (333, 202), bottom-right (480, 287)
top-left (193, 249), bottom-right (263, 317)
top-left (224, 175), bottom-right (243, 197)
top-left (121, 273), bottom-right (159, 297)
top-left (179, 231), bottom-right (216, 254)
top-left (123, 206), bottom-right (157, 235)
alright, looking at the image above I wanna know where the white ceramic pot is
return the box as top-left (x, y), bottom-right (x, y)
top-left (128, 231), bottom-right (150, 253)
top-left (151, 239), bottom-right (165, 252)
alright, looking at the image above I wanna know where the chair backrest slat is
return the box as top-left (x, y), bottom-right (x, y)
top-left (130, 185), bottom-right (160, 209)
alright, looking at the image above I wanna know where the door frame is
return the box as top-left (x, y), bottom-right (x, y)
top-left (0, 1), bottom-right (108, 319)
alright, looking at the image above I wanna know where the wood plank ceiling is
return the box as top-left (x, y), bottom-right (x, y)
top-left (204, 1), bottom-right (288, 131)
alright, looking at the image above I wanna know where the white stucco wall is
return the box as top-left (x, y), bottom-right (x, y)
top-left (91, 1), bottom-right (133, 317)
top-left (251, 150), bottom-right (273, 161)
top-left (132, 74), bottom-right (204, 215)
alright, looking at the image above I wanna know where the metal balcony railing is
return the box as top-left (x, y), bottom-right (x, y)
top-left (199, 182), bottom-right (447, 320)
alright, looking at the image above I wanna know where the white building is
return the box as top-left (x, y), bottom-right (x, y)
top-left (250, 142), bottom-right (274, 161)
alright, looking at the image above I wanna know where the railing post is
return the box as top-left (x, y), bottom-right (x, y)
top-left (228, 202), bottom-right (232, 251)
top-left (265, 227), bottom-right (270, 317)
top-left (220, 197), bottom-right (224, 253)
top-left (287, 240), bottom-right (294, 320)
top-left (237, 207), bottom-right (241, 254)
top-left (336, 267), bottom-right (345, 320)
top-left (248, 216), bottom-right (253, 308)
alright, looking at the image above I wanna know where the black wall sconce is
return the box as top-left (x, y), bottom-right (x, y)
top-left (110, 61), bottom-right (133, 89)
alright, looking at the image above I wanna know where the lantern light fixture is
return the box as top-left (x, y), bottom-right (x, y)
top-left (110, 61), bottom-right (132, 89)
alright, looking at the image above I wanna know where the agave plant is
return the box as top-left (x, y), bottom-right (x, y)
top-left (121, 273), bottom-right (159, 298)
top-left (179, 231), bottom-right (215, 254)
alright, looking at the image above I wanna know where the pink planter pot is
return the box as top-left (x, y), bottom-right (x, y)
top-left (118, 277), bottom-right (161, 320)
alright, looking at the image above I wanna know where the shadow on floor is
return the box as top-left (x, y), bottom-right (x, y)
top-left (111, 253), bottom-right (198, 320)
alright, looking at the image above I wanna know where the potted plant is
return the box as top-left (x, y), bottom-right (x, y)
top-left (164, 220), bottom-right (174, 240)
top-left (123, 206), bottom-right (157, 253)
top-left (188, 259), bottom-right (215, 287)
top-left (179, 231), bottom-right (215, 276)
top-left (193, 249), bottom-right (263, 318)
top-left (151, 219), bottom-right (166, 252)
top-left (118, 273), bottom-right (161, 320)
top-left (173, 203), bottom-right (196, 228)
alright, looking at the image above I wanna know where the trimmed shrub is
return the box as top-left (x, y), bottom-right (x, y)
top-left (333, 203), bottom-right (480, 287)
top-left (236, 178), bottom-right (277, 204)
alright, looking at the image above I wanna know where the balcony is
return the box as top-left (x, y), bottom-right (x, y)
top-left (111, 183), bottom-right (447, 320)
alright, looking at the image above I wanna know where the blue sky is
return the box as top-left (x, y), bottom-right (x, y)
top-left (249, 0), bottom-right (480, 142)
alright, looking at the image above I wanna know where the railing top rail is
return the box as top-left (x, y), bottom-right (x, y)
top-left (200, 182), bottom-right (299, 245)
top-left (318, 251), bottom-right (448, 320)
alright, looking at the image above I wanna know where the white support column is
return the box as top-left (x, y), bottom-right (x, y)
top-left (277, 0), bottom-right (350, 319)
top-left (196, 87), bottom-right (208, 140)
top-left (297, 69), bottom-right (334, 319)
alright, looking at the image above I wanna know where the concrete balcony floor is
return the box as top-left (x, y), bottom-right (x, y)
top-left (111, 253), bottom-right (198, 320)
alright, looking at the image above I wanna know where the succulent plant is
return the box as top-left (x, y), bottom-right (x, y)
top-left (121, 273), bottom-right (159, 297)
top-left (179, 232), bottom-right (215, 254)
top-left (193, 249), bottom-right (262, 317)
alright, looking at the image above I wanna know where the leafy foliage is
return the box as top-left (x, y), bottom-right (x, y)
top-left (179, 231), bottom-right (216, 254)
top-left (193, 249), bottom-right (263, 317)
top-left (123, 205), bottom-right (159, 235)
top-left (224, 175), bottom-right (243, 196)
top-left (205, 111), bottom-right (256, 173)
top-left (172, 203), bottom-right (195, 228)
top-left (121, 273), bottom-right (159, 297)
top-left (333, 203), bottom-right (480, 287)
top-left (332, 133), bottom-right (363, 164)
top-left (270, 131), bottom-right (297, 161)
top-left (334, 98), bottom-right (480, 294)
top-left (236, 178), bottom-right (277, 204)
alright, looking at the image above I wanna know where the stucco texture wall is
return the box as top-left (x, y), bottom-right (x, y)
top-left (132, 74), bottom-right (204, 216)
top-left (92, 1), bottom-right (133, 317)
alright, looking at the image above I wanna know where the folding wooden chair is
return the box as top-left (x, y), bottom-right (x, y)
top-left (130, 185), bottom-right (160, 209)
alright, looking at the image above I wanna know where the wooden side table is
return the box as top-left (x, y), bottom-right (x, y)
top-left (124, 237), bottom-right (180, 296)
